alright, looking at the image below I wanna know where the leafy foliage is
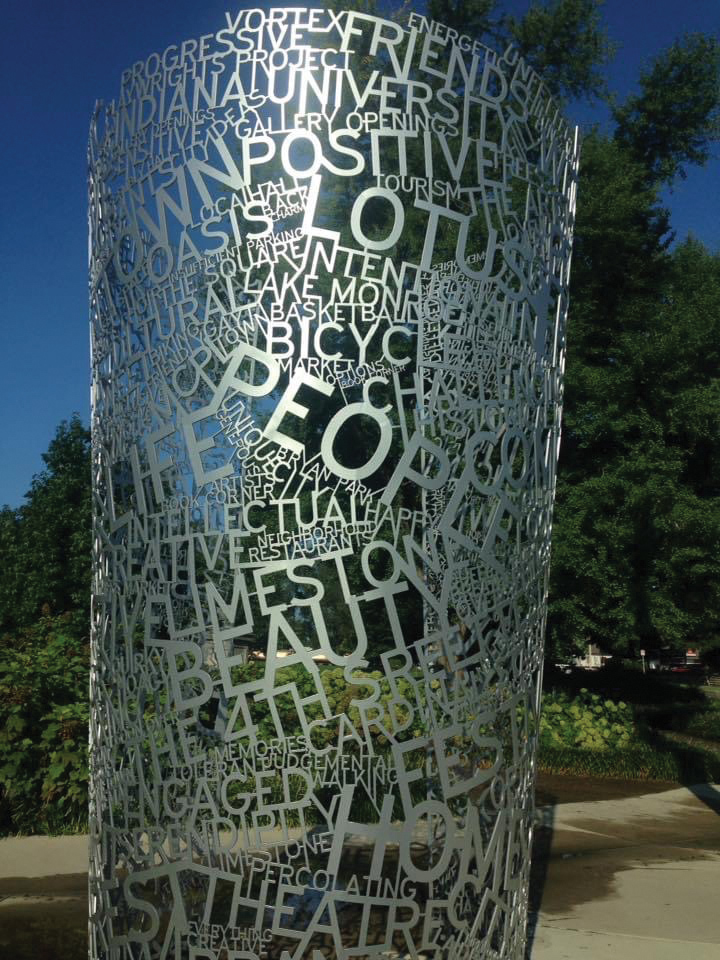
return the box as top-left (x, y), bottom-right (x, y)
top-left (548, 31), bottom-right (720, 659)
top-left (0, 615), bottom-right (88, 833)
top-left (614, 33), bottom-right (720, 185)
top-left (642, 699), bottom-right (720, 744)
top-left (505, 0), bottom-right (616, 101)
top-left (538, 739), bottom-right (720, 782)
top-left (539, 689), bottom-right (634, 750)
top-left (426, 0), bottom-right (615, 101)
top-left (538, 672), bottom-right (720, 780)
top-left (228, 661), bottom-right (424, 747)
top-left (0, 416), bottom-right (91, 634)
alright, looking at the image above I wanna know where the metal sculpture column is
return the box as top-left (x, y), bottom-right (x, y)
top-left (88, 9), bottom-right (578, 959)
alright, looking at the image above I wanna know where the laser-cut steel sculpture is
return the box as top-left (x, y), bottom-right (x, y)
top-left (88, 9), bottom-right (579, 959)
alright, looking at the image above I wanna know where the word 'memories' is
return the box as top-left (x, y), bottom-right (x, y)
top-left (89, 9), bottom-right (578, 960)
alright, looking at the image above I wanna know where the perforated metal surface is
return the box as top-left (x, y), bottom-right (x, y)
top-left (88, 9), bottom-right (578, 959)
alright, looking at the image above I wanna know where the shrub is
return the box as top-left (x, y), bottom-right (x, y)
top-left (539, 738), bottom-right (720, 782)
top-left (647, 703), bottom-right (720, 742)
top-left (221, 661), bottom-right (428, 825)
top-left (684, 707), bottom-right (720, 741)
top-left (0, 615), bottom-right (88, 833)
top-left (540, 689), bottom-right (635, 751)
top-left (229, 661), bottom-right (424, 747)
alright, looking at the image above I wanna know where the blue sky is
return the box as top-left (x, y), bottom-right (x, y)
top-left (0, 0), bottom-right (718, 508)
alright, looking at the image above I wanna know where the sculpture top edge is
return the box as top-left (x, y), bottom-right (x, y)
top-left (87, 7), bottom-right (581, 960)
top-left (87, 6), bottom-right (579, 151)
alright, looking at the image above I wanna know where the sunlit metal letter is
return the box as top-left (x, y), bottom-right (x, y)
top-left (88, 8), bottom-right (579, 959)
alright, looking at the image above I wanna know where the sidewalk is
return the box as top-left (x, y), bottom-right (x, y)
top-left (1, 784), bottom-right (719, 958)
top-left (529, 783), bottom-right (720, 958)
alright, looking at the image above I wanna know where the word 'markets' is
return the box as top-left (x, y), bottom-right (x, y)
top-left (88, 8), bottom-right (578, 960)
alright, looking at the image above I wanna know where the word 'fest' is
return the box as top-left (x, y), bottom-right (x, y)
top-left (88, 8), bottom-right (579, 960)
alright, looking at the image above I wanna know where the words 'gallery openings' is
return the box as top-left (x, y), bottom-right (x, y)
top-left (88, 8), bottom-right (578, 960)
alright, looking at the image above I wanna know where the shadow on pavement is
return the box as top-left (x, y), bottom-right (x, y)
top-left (0, 875), bottom-right (87, 960)
top-left (1, 778), bottom-right (718, 960)
top-left (524, 773), bottom-right (720, 958)
top-left (687, 781), bottom-right (720, 814)
top-left (525, 799), bottom-right (555, 959)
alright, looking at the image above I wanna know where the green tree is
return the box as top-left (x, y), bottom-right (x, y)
top-left (505, 0), bottom-right (616, 100)
top-left (427, 0), bottom-right (615, 100)
top-left (546, 31), bottom-right (720, 659)
top-left (0, 415), bottom-right (91, 636)
top-left (614, 33), bottom-right (720, 185)
top-left (0, 614), bottom-right (89, 834)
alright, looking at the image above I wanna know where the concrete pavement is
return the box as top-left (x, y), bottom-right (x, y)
top-left (1, 783), bottom-right (719, 958)
top-left (528, 783), bottom-right (720, 958)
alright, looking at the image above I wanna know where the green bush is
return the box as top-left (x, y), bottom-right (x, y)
top-left (538, 683), bottom-right (720, 782)
top-left (221, 661), bottom-right (428, 826)
top-left (229, 661), bottom-right (424, 747)
top-left (647, 703), bottom-right (720, 742)
top-left (4, 629), bottom-right (716, 836)
top-left (539, 738), bottom-right (720, 783)
top-left (684, 708), bottom-right (720, 741)
top-left (0, 615), bottom-right (88, 834)
top-left (39, 701), bottom-right (89, 824)
top-left (540, 689), bottom-right (635, 751)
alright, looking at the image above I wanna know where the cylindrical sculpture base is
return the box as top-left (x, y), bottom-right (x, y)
top-left (88, 8), bottom-right (578, 959)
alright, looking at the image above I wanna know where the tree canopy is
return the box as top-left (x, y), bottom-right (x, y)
top-left (547, 27), bottom-right (720, 659)
top-left (0, 415), bottom-right (91, 637)
top-left (427, 0), bottom-right (615, 100)
top-left (614, 33), bottom-right (720, 185)
top-left (1, 3), bottom-right (719, 665)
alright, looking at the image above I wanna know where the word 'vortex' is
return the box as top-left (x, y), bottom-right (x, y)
top-left (88, 8), bottom-right (579, 960)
